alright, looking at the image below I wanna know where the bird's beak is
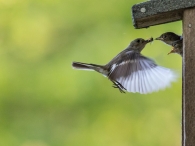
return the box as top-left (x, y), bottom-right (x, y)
top-left (145, 37), bottom-right (153, 44)
top-left (155, 37), bottom-right (162, 40)
top-left (167, 48), bottom-right (175, 55)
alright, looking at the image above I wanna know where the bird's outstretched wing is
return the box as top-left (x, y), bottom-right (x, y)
top-left (108, 51), bottom-right (177, 94)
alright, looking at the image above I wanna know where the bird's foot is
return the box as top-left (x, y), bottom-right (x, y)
top-left (112, 81), bottom-right (126, 93)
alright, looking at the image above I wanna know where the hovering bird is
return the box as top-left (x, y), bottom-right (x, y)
top-left (72, 38), bottom-right (177, 94)
top-left (168, 39), bottom-right (183, 56)
top-left (155, 32), bottom-right (182, 56)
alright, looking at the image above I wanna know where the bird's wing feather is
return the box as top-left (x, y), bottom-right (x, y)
top-left (108, 51), bottom-right (177, 94)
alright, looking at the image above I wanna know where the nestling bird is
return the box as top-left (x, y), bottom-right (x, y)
top-left (155, 32), bottom-right (182, 56)
top-left (72, 38), bottom-right (177, 94)
top-left (155, 32), bottom-right (181, 45)
top-left (168, 39), bottom-right (183, 56)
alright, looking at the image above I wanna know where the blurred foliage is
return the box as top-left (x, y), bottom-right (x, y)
top-left (0, 0), bottom-right (182, 146)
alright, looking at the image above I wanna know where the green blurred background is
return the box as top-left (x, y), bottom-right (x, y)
top-left (0, 0), bottom-right (182, 146)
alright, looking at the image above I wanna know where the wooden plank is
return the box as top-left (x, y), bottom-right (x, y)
top-left (182, 7), bottom-right (195, 146)
top-left (132, 0), bottom-right (195, 29)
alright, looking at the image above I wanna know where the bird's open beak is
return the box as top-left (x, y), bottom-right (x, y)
top-left (155, 37), bottom-right (162, 40)
top-left (167, 48), bottom-right (175, 55)
top-left (145, 37), bottom-right (153, 44)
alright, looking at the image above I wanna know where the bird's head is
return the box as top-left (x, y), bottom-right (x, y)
top-left (168, 39), bottom-right (183, 55)
top-left (155, 32), bottom-right (181, 45)
top-left (129, 38), bottom-right (153, 52)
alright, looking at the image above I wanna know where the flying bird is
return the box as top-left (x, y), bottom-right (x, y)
top-left (72, 38), bottom-right (177, 94)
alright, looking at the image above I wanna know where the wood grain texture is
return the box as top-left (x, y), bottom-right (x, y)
top-left (182, 7), bottom-right (195, 146)
top-left (132, 0), bottom-right (195, 28)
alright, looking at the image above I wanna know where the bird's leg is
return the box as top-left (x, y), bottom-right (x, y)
top-left (112, 80), bottom-right (126, 93)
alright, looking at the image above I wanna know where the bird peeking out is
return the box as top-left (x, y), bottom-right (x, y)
top-left (168, 39), bottom-right (183, 57)
top-left (155, 32), bottom-right (183, 57)
top-left (72, 38), bottom-right (177, 94)
top-left (155, 32), bottom-right (182, 45)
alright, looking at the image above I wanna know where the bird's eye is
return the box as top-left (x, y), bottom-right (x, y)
top-left (163, 35), bottom-right (167, 39)
top-left (137, 39), bottom-right (140, 43)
